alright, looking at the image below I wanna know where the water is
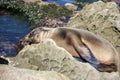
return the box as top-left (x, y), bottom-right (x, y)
top-left (0, 16), bottom-right (30, 57)
top-left (44, 0), bottom-right (98, 5)
top-left (45, 0), bottom-right (74, 5)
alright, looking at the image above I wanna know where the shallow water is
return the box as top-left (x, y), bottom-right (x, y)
top-left (0, 16), bottom-right (30, 57)
top-left (45, 0), bottom-right (98, 5)
top-left (46, 0), bottom-right (74, 5)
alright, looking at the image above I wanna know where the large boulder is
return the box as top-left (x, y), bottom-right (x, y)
top-left (0, 64), bottom-right (70, 80)
top-left (8, 39), bottom-right (120, 80)
top-left (67, 1), bottom-right (120, 60)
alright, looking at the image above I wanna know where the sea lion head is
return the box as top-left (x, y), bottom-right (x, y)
top-left (16, 27), bottom-right (55, 52)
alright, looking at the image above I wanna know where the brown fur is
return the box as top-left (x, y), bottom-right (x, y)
top-left (17, 27), bottom-right (119, 72)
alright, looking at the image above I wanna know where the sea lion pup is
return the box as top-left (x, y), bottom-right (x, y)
top-left (17, 27), bottom-right (119, 72)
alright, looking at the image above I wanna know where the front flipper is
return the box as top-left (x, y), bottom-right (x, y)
top-left (74, 45), bottom-right (100, 64)
top-left (74, 45), bottom-right (104, 71)
top-left (70, 37), bottom-right (103, 71)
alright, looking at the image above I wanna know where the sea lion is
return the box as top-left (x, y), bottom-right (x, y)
top-left (17, 27), bottom-right (119, 72)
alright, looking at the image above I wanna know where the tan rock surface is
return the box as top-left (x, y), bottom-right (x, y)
top-left (0, 64), bottom-right (70, 80)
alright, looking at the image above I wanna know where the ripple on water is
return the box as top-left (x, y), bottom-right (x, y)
top-left (0, 16), bottom-right (30, 57)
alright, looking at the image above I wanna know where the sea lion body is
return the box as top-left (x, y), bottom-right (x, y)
top-left (17, 27), bottom-right (119, 72)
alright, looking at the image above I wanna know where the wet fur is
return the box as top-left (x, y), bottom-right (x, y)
top-left (17, 27), bottom-right (119, 72)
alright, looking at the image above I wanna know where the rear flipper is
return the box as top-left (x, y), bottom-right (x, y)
top-left (73, 55), bottom-right (104, 72)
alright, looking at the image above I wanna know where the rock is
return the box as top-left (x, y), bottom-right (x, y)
top-left (22, 0), bottom-right (40, 3)
top-left (8, 39), bottom-right (120, 80)
top-left (22, 0), bottom-right (52, 7)
top-left (67, 1), bottom-right (120, 60)
top-left (38, 1), bottom-right (49, 7)
top-left (101, 0), bottom-right (120, 10)
top-left (35, 18), bottom-right (66, 28)
top-left (38, 1), bottom-right (60, 7)
top-left (0, 57), bottom-right (8, 64)
top-left (0, 64), bottom-right (70, 80)
top-left (22, 0), bottom-right (59, 7)
top-left (102, 0), bottom-right (120, 3)
top-left (0, 10), bottom-right (11, 16)
top-left (65, 3), bottom-right (77, 11)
